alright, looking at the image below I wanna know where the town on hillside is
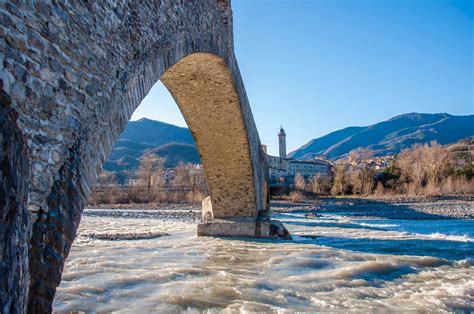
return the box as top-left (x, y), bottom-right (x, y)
top-left (263, 126), bottom-right (332, 183)
top-left (264, 126), bottom-right (473, 197)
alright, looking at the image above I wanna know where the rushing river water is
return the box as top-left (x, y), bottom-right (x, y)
top-left (53, 209), bottom-right (474, 312)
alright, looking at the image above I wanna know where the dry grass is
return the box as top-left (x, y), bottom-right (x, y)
top-left (88, 186), bottom-right (209, 205)
top-left (288, 191), bottom-right (305, 203)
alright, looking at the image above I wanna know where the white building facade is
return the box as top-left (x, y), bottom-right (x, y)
top-left (265, 127), bottom-right (331, 182)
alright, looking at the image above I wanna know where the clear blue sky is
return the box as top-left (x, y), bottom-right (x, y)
top-left (131, 0), bottom-right (473, 156)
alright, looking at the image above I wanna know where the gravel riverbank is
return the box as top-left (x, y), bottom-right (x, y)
top-left (86, 203), bottom-right (201, 211)
top-left (82, 209), bottom-right (201, 223)
top-left (79, 205), bottom-right (200, 240)
top-left (272, 196), bottom-right (474, 219)
top-left (78, 197), bottom-right (472, 241)
top-left (85, 196), bottom-right (473, 222)
top-left (81, 231), bottom-right (169, 240)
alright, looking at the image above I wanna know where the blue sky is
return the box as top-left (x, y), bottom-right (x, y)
top-left (131, 0), bottom-right (473, 156)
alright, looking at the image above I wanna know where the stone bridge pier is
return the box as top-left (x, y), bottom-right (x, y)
top-left (0, 0), bottom-right (289, 313)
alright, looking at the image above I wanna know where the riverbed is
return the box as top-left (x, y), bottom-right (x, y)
top-left (53, 206), bottom-right (473, 312)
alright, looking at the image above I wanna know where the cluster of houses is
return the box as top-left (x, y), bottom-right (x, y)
top-left (263, 127), bottom-right (332, 184)
top-left (347, 155), bottom-right (394, 171)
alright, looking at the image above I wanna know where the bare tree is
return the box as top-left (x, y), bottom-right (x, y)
top-left (138, 155), bottom-right (166, 201)
top-left (188, 164), bottom-right (206, 200)
top-left (331, 160), bottom-right (349, 195)
top-left (294, 173), bottom-right (305, 192)
top-left (397, 144), bottom-right (426, 194)
top-left (152, 158), bottom-right (166, 192)
top-left (396, 142), bottom-right (451, 194)
top-left (308, 174), bottom-right (321, 194)
top-left (308, 174), bottom-right (331, 195)
top-left (350, 165), bottom-right (375, 195)
top-left (172, 161), bottom-right (191, 194)
top-left (424, 141), bottom-right (450, 192)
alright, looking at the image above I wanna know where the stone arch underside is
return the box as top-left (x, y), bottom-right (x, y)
top-left (0, 1), bottom-right (288, 313)
top-left (161, 53), bottom-right (256, 218)
top-left (25, 52), bottom-right (267, 313)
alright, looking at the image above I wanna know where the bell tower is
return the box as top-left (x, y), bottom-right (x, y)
top-left (278, 126), bottom-right (286, 159)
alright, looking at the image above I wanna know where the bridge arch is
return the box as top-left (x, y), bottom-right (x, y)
top-left (0, 1), bottom-right (286, 312)
top-left (161, 53), bottom-right (257, 217)
top-left (25, 48), bottom-right (269, 314)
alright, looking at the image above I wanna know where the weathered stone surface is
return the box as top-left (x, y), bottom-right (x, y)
top-left (198, 218), bottom-right (291, 240)
top-left (27, 138), bottom-right (85, 312)
top-left (162, 53), bottom-right (257, 218)
top-left (0, 79), bottom-right (30, 314)
top-left (0, 1), bottom-right (278, 312)
top-left (202, 196), bottom-right (214, 221)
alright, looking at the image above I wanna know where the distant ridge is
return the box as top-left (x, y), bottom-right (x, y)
top-left (104, 113), bottom-right (474, 172)
top-left (289, 113), bottom-right (474, 160)
top-left (119, 118), bottom-right (194, 147)
top-left (104, 118), bottom-right (199, 172)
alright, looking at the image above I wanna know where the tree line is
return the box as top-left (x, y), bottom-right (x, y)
top-left (292, 141), bottom-right (473, 198)
top-left (91, 140), bottom-right (473, 205)
top-left (89, 155), bottom-right (208, 205)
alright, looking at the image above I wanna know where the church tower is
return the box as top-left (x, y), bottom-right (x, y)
top-left (278, 126), bottom-right (286, 159)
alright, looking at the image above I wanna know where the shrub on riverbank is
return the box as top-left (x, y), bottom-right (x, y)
top-left (288, 141), bottom-right (474, 198)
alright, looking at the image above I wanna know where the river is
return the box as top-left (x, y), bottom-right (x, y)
top-left (53, 209), bottom-right (474, 312)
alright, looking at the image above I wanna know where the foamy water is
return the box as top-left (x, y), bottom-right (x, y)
top-left (53, 210), bottom-right (474, 312)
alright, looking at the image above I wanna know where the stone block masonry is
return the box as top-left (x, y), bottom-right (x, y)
top-left (0, 78), bottom-right (30, 314)
top-left (0, 1), bottom-right (287, 312)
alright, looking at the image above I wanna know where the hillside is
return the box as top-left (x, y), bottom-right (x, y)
top-left (119, 118), bottom-right (194, 147)
top-left (289, 113), bottom-right (474, 160)
top-left (104, 113), bottom-right (474, 172)
top-left (144, 143), bottom-right (200, 168)
top-left (103, 118), bottom-right (199, 172)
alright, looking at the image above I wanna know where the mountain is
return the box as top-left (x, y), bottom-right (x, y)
top-left (119, 118), bottom-right (194, 147)
top-left (103, 118), bottom-right (199, 172)
top-left (289, 113), bottom-right (474, 160)
top-left (105, 113), bottom-right (474, 172)
top-left (144, 142), bottom-right (200, 168)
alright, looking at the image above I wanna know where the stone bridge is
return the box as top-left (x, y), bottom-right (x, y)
top-left (0, 0), bottom-right (289, 312)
